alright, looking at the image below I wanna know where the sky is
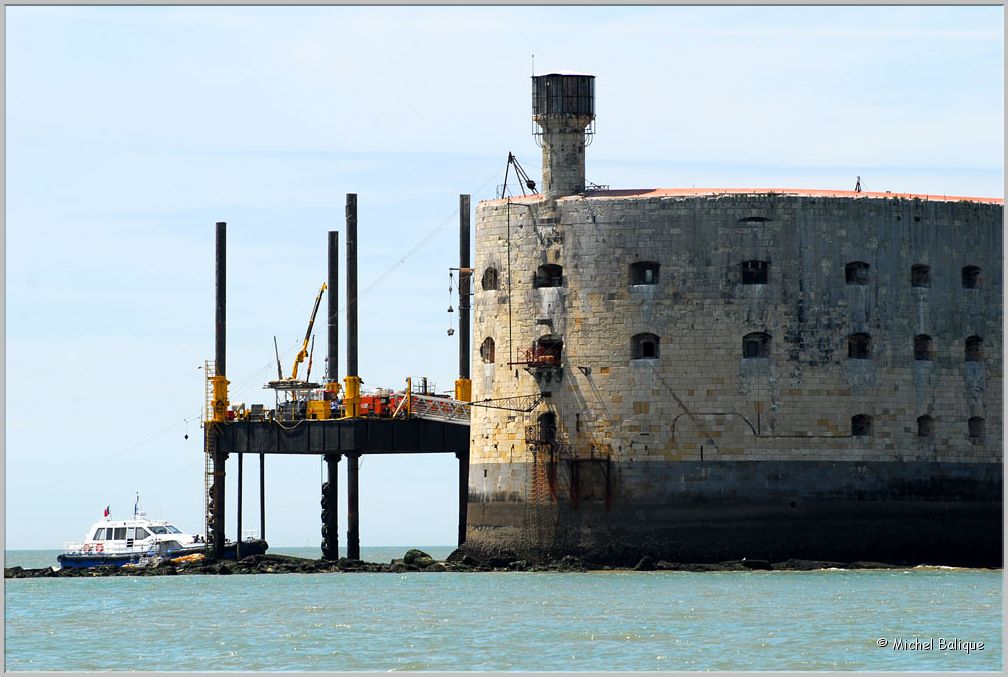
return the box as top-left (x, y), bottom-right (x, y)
top-left (4, 5), bottom-right (1003, 550)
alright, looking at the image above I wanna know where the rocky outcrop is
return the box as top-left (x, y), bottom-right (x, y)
top-left (1, 552), bottom-right (936, 578)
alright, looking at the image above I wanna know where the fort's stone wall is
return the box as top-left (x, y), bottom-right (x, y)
top-left (471, 192), bottom-right (1002, 468)
top-left (464, 191), bottom-right (1002, 564)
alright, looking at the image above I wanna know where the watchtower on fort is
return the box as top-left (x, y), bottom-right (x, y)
top-left (532, 73), bottom-right (595, 198)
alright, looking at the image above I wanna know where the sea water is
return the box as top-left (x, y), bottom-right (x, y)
top-left (4, 547), bottom-right (1002, 671)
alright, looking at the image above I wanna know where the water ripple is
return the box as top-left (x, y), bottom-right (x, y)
top-left (4, 555), bottom-right (1002, 671)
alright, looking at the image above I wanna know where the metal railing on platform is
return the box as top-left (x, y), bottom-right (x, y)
top-left (392, 392), bottom-right (470, 424)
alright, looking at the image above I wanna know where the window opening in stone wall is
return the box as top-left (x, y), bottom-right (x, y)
top-left (481, 267), bottom-right (499, 291)
top-left (914, 334), bottom-right (933, 361)
top-left (533, 263), bottom-right (563, 288)
top-left (962, 265), bottom-right (981, 289)
top-left (965, 335), bottom-right (983, 362)
top-left (968, 417), bottom-right (985, 444)
top-left (845, 261), bottom-right (870, 285)
top-left (538, 411), bottom-right (557, 446)
top-left (741, 260), bottom-right (769, 285)
top-left (851, 414), bottom-right (872, 436)
top-left (911, 264), bottom-right (930, 288)
top-left (630, 261), bottom-right (660, 285)
top-left (480, 337), bottom-right (495, 364)
top-left (848, 333), bottom-right (871, 359)
top-left (742, 332), bottom-right (771, 358)
top-left (917, 415), bottom-right (935, 438)
top-left (632, 333), bottom-right (660, 359)
top-left (532, 335), bottom-right (563, 367)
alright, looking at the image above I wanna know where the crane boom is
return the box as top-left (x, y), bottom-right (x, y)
top-left (290, 282), bottom-right (327, 381)
top-left (273, 336), bottom-right (283, 380)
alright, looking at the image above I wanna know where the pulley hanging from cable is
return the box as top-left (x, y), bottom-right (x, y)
top-left (500, 151), bottom-right (538, 198)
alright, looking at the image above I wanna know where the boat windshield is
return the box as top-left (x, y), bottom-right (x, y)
top-left (149, 526), bottom-right (168, 534)
top-left (166, 525), bottom-right (182, 534)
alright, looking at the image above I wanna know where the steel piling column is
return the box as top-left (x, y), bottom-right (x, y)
top-left (328, 230), bottom-right (339, 386)
top-left (215, 222), bottom-right (226, 378)
top-left (236, 452), bottom-right (243, 561)
top-left (211, 450), bottom-right (226, 559)
top-left (457, 196), bottom-right (471, 547)
top-left (459, 194), bottom-right (471, 380)
top-left (347, 453), bottom-right (360, 560)
top-left (345, 194), bottom-right (361, 561)
top-left (322, 454), bottom-right (340, 560)
top-left (211, 221), bottom-right (227, 560)
top-left (346, 195), bottom-right (357, 377)
top-left (264, 451), bottom-right (268, 544)
top-left (456, 450), bottom-right (469, 546)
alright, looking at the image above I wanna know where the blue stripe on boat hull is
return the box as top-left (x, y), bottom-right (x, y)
top-left (56, 540), bottom-right (269, 569)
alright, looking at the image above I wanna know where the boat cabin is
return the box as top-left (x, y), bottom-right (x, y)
top-left (76, 517), bottom-right (198, 555)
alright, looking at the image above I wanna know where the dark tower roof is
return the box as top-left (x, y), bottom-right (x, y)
top-left (532, 74), bottom-right (595, 118)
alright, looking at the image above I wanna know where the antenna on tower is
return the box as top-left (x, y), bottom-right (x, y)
top-left (531, 53), bottom-right (535, 76)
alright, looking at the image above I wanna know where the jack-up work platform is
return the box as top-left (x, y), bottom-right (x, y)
top-left (205, 194), bottom-right (473, 562)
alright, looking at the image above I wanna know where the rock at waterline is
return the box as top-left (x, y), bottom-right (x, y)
top-left (402, 549), bottom-right (435, 568)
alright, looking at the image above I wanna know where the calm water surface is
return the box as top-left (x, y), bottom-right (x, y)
top-left (4, 548), bottom-right (1002, 671)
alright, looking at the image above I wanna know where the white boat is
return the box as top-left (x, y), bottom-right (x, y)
top-left (57, 498), bottom-right (205, 569)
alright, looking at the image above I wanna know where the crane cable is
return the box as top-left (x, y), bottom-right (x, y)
top-left (24, 163), bottom-right (505, 498)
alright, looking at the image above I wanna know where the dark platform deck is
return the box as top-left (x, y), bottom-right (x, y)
top-left (215, 418), bottom-right (469, 456)
top-left (207, 417), bottom-right (472, 560)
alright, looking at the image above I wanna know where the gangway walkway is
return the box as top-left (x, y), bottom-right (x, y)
top-left (392, 392), bottom-right (470, 424)
top-left (390, 390), bottom-right (549, 423)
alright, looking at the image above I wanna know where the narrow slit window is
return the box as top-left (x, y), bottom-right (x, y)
top-left (742, 332), bottom-right (771, 359)
top-left (538, 412), bottom-right (557, 445)
top-left (533, 264), bottom-right (563, 288)
top-left (917, 415), bottom-right (934, 438)
top-left (968, 417), bottom-right (984, 444)
top-left (851, 414), bottom-right (872, 436)
top-left (481, 267), bottom-right (499, 291)
top-left (629, 261), bottom-right (660, 285)
top-left (741, 260), bottom-right (769, 285)
top-left (914, 335), bottom-right (932, 361)
top-left (632, 333), bottom-right (660, 360)
top-left (962, 266), bottom-right (981, 289)
top-left (848, 333), bottom-right (871, 359)
top-left (911, 264), bottom-right (930, 288)
top-left (965, 335), bottom-right (983, 362)
top-left (845, 261), bottom-right (870, 285)
top-left (480, 337), bottom-right (495, 364)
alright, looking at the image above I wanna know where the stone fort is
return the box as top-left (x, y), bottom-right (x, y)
top-left (462, 73), bottom-right (1002, 566)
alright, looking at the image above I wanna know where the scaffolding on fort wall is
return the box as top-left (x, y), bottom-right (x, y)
top-left (523, 423), bottom-right (613, 507)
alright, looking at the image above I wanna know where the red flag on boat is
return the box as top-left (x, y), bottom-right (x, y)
top-left (103, 505), bottom-right (110, 518)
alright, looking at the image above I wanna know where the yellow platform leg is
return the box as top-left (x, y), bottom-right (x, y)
top-left (342, 375), bottom-right (362, 418)
top-left (454, 378), bottom-right (472, 403)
